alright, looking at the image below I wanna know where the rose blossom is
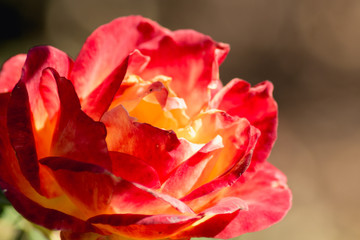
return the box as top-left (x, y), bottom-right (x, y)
top-left (0, 16), bottom-right (291, 240)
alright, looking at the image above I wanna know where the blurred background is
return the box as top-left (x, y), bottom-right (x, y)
top-left (1, 0), bottom-right (360, 239)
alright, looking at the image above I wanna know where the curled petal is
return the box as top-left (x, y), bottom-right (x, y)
top-left (0, 54), bottom-right (26, 93)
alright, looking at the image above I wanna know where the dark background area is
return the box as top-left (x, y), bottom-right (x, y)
top-left (1, 0), bottom-right (360, 239)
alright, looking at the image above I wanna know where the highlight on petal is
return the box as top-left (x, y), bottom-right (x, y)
top-left (0, 54), bottom-right (26, 93)
top-left (210, 79), bottom-right (278, 170)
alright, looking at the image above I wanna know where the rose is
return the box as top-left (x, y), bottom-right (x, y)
top-left (0, 16), bottom-right (291, 240)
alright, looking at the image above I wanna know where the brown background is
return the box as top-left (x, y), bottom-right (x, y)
top-left (1, 0), bottom-right (359, 239)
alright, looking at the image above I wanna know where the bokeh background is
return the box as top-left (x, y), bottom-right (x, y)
top-left (1, 0), bottom-right (360, 239)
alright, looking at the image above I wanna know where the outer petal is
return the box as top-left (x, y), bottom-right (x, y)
top-left (211, 162), bottom-right (291, 238)
top-left (140, 30), bottom-right (229, 116)
top-left (7, 81), bottom-right (59, 197)
top-left (210, 79), bottom-right (278, 170)
top-left (101, 105), bottom-right (180, 182)
top-left (178, 163), bottom-right (291, 239)
top-left (70, 16), bottom-right (169, 99)
top-left (87, 213), bottom-right (201, 240)
top-left (0, 54), bottom-right (26, 93)
top-left (0, 93), bottom-right (30, 191)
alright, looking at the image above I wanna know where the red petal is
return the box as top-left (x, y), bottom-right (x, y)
top-left (211, 162), bottom-right (292, 238)
top-left (174, 197), bottom-right (247, 238)
top-left (0, 93), bottom-right (28, 189)
top-left (40, 157), bottom-right (116, 217)
top-left (0, 54), bottom-right (26, 93)
top-left (161, 135), bottom-right (223, 199)
top-left (101, 105), bottom-right (180, 182)
top-left (0, 180), bottom-right (94, 233)
top-left (50, 73), bottom-right (112, 171)
top-left (41, 156), bottom-right (193, 217)
top-left (178, 111), bottom-right (260, 200)
top-left (81, 57), bottom-right (128, 121)
top-left (60, 231), bottom-right (105, 240)
top-left (109, 151), bottom-right (160, 188)
top-left (211, 79), bottom-right (278, 170)
top-left (39, 68), bottom-right (60, 120)
top-left (88, 213), bottom-right (200, 239)
top-left (70, 16), bottom-right (169, 99)
top-left (140, 30), bottom-right (229, 116)
top-left (7, 81), bottom-right (43, 195)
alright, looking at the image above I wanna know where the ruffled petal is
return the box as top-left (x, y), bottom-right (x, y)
top-left (70, 16), bottom-right (169, 99)
top-left (139, 30), bottom-right (229, 116)
top-left (210, 79), bottom-right (278, 170)
top-left (87, 213), bottom-right (200, 239)
top-left (101, 105), bottom-right (180, 182)
top-left (0, 54), bottom-right (26, 93)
